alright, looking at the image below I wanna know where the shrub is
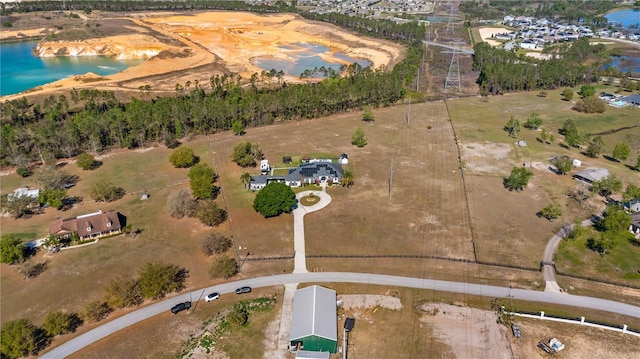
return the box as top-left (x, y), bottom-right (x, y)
top-left (209, 256), bottom-right (238, 279)
top-left (201, 233), bottom-right (232, 256)
top-left (16, 166), bottom-right (32, 177)
top-left (169, 146), bottom-right (197, 168)
top-left (138, 262), bottom-right (188, 300)
top-left (76, 153), bottom-right (98, 170)
top-left (573, 96), bottom-right (605, 113)
top-left (81, 301), bottom-right (111, 322)
top-left (195, 200), bottom-right (227, 227)
top-left (42, 311), bottom-right (78, 337)
top-left (166, 190), bottom-right (196, 218)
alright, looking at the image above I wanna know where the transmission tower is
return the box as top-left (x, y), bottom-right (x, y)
top-left (443, 39), bottom-right (463, 94)
top-left (445, 0), bottom-right (457, 36)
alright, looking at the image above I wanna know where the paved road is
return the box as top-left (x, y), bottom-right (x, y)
top-left (41, 272), bottom-right (640, 358)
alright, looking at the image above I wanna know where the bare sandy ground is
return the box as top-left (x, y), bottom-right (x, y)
top-left (419, 303), bottom-right (512, 359)
top-left (478, 27), bottom-right (510, 44)
top-left (1, 11), bottom-right (404, 101)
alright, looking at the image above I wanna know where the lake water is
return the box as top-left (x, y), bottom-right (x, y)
top-left (253, 43), bottom-right (371, 77)
top-left (605, 55), bottom-right (640, 74)
top-left (605, 9), bottom-right (640, 28)
top-left (0, 40), bottom-right (144, 97)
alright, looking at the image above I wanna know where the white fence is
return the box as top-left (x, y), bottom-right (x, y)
top-left (508, 311), bottom-right (640, 338)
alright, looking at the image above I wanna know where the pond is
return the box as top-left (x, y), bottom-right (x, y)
top-left (253, 43), bottom-right (371, 78)
top-left (0, 40), bottom-right (144, 97)
top-left (605, 9), bottom-right (640, 28)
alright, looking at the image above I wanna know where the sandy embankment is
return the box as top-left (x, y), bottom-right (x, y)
top-left (478, 27), bottom-right (508, 47)
top-left (1, 12), bottom-right (403, 101)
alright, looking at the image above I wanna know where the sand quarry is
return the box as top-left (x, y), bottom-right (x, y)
top-left (1, 11), bottom-right (404, 100)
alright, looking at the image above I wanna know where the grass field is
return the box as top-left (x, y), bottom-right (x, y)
top-left (447, 87), bottom-right (640, 269)
top-left (2, 88), bottom-right (639, 356)
top-left (555, 229), bottom-right (640, 283)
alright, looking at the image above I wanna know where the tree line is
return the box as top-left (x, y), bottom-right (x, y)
top-left (1, 47), bottom-right (424, 168)
top-left (473, 38), bottom-right (612, 95)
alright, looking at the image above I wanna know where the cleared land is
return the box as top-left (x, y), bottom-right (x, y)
top-left (447, 88), bottom-right (640, 275)
top-left (0, 11), bottom-right (404, 101)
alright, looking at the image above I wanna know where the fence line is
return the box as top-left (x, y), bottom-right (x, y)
top-left (508, 310), bottom-right (640, 338)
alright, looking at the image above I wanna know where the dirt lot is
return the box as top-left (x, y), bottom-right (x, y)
top-left (509, 318), bottom-right (640, 359)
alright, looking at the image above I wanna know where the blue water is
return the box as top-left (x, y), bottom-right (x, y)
top-left (1, 40), bottom-right (144, 96)
top-left (253, 43), bottom-right (371, 77)
top-left (605, 9), bottom-right (640, 28)
top-left (605, 55), bottom-right (640, 74)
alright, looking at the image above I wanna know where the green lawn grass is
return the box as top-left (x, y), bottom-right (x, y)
top-left (555, 228), bottom-right (640, 284)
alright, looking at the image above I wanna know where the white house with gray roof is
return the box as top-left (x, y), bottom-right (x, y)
top-left (289, 285), bottom-right (338, 353)
top-left (250, 162), bottom-right (344, 191)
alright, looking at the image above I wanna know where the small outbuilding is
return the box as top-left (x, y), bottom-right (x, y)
top-left (290, 285), bottom-right (337, 354)
top-left (573, 168), bottom-right (609, 183)
top-left (140, 191), bottom-right (149, 200)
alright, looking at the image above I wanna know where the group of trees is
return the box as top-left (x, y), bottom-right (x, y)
top-left (231, 142), bottom-right (263, 168)
top-left (104, 262), bottom-right (188, 308)
top-left (573, 85), bottom-right (606, 114)
top-left (474, 39), bottom-right (608, 95)
top-left (1, 261), bottom-right (186, 359)
top-left (504, 167), bottom-right (533, 192)
top-left (1, 39), bottom-right (423, 168)
top-left (1, 312), bottom-right (82, 359)
top-left (166, 149), bottom-right (226, 227)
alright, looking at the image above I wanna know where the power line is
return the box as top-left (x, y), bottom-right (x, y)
top-left (443, 39), bottom-right (463, 94)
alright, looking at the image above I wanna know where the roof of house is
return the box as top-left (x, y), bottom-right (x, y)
top-left (631, 212), bottom-right (640, 228)
top-left (623, 93), bottom-right (640, 104)
top-left (9, 186), bottom-right (40, 200)
top-left (251, 162), bottom-right (344, 185)
top-left (288, 162), bottom-right (344, 180)
top-left (49, 210), bottom-right (121, 237)
top-left (290, 285), bottom-right (337, 342)
top-left (574, 168), bottom-right (609, 182)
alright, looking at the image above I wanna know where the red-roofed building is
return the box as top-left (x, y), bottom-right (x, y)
top-left (49, 210), bottom-right (122, 239)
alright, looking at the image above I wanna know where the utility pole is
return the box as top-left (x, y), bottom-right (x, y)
top-left (406, 98), bottom-right (411, 126)
top-left (389, 160), bottom-right (393, 198)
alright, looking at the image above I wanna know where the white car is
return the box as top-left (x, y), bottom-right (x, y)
top-left (205, 292), bottom-right (220, 302)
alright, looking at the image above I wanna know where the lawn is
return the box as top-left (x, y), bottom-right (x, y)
top-left (555, 228), bottom-right (640, 284)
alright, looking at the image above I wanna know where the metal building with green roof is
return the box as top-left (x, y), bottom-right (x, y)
top-left (289, 285), bottom-right (338, 354)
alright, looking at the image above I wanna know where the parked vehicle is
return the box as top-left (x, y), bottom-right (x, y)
top-left (511, 323), bottom-right (521, 338)
top-left (235, 286), bottom-right (252, 294)
top-left (170, 301), bottom-right (191, 314)
top-left (205, 292), bottom-right (220, 302)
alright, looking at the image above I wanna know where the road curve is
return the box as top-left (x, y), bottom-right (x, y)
top-left (542, 219), bottom-right (593, 292)
top-left (40, 272), bottom-right (640, 358)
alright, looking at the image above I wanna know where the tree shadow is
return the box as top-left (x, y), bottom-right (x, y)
top-left (61, 196), bottom-right (83, 211)
top-left (602, 155), bottom-right (618, 162)
top-left (559, 143), bottom-right (570, 149)
top-left (624, 164), bottom-right (639, 172)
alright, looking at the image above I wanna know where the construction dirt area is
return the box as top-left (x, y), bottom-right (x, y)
top-left (0, 11), bottom-right (404, 101)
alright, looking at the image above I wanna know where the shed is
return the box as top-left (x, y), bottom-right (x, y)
top-left (573, 168), bottom-right (609, 183)
top-left (290, 285), bottom-right (337, 353)
top-left (572, 159), bottom-right (581, 167)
